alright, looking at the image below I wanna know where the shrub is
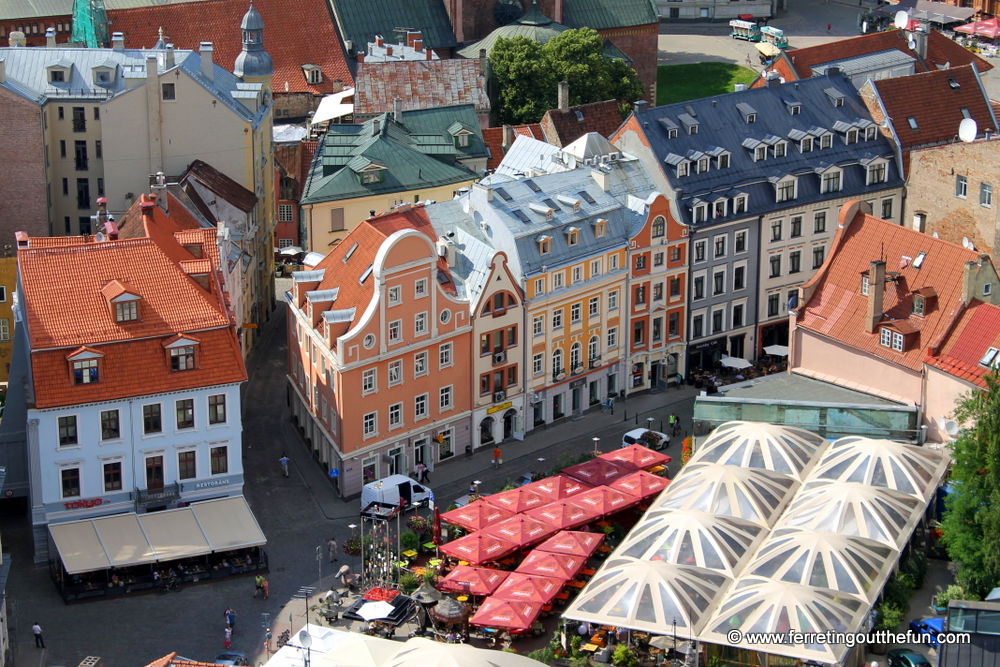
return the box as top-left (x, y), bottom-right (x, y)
top-left (407, 515), bottom-right (430, 535)
top-left (883, 572), bottom-right (916, 613)
top-left (342, 534), bottom-right (375, 558)
top-left (398, 573), bottom-right (420, 590)
top-left (642, 431), bottom-right (663, 448)
top-left (400, 531), bottom-right (420, 551)
top-left (570, 634), bottom-right (584, 657)
top-left (937, 584), bottom-right (977, 608)
top-left (903, 550), bottom-right (928, 589)
top-left (681, 437), bottom-right (694, 465)
top-left (528, 647), bottom-right (557, 664)
top-left (612, 645), bottom-right (639, 667)
top-left (873, 604), bottom-right (905, 632)
top-left (570, 658), bottom-right (592, 667)
top-left (422, 570), bottom-right (435, 583)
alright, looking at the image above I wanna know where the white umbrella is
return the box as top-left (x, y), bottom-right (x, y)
top-left (357, 600), bottom-right (397, 621)
top-left (720, 357), bottom-right (752, 369)
top-left (763, 345), bottom-right (789, 357)
top-left (279, 246), bottom-right (304, 256)
top-left (314, 633), bottom-right (399, 667)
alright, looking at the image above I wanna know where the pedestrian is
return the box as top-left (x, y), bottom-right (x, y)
top-left (327, 536), bottom-right (339, 562)
top-left (827, 23), bottom-right (832, 33)
top-left (224, 606), bottom-right (237, 633)
top-left (493, 446), bottom-right (502, 468)
top-left (261, 577), bottom-right (269, 600)
top-left (32, 622), bottom-right (44, 649)
top-left (279, 453), bottom-right (290, 477)
top-left (254, 573), bottom-right (264, 597)
top-left (224, 625), bottom-right (232, 649)
top-left (469, 482), bottom-right (477, 497)
top-left (668, 413), bottom-right (677, 434)
top-left (673, 414), bottom-right (682, 437)
top-left (416, 462), bottom-right (429, 483)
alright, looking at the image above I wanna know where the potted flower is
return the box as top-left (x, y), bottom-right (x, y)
top-left (398, 572), bottom-right (420, 593)
top-left (641, 430), bottom-right (663, 449)
top-left (681, 436), bottom-right (694, 465)
top-left (407, 515), bottom-right (430, 536)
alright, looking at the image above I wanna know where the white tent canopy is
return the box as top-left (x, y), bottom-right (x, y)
top-left (720, 356), bottom-right (752, 369)
top-left (381, 637), bottom-right (545, 667)
top-left (312, 87), bottom-right (356, 124)
top-left (811, 436), bottom-right (949, 501)
top-left (690, 421), bottom-right (827, 481)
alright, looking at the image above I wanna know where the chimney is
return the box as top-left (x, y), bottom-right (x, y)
top-left (414, 38), bottom-right (423, 52)
top-left (15, 231), bottom-right (29, 248)
top-left (558, 80), bottom-right (569, 113)
top-left (633, 100), bottom-right (648, 115)
top-left (961, 258), bottom-right (989, 303)
top-left (591, 168), bottom-right (610, 191)
top-left (356, 53), bottom-right (365, 63)
top-left (865, 260), bottom-right (886, 333)
top-left (375, 34), bottom-right (384, 47)
top-left (767, 76), bottom-right (781, 89)
top-left (151, 171), bottom-right (169, 212)
top-left (111, 32), bottom-right (124, 50)
top-left (140, 199), bottom-right (156, 219)
top-left (104, 217), bottom-right (119, 240)
top-left (502, 124), bottom-right (514, 152)
top-left (425, 46), bottom-right (433, 60)
top-left (407, 31), bottom-right (420, 47)
top-left (554, 0), bottom-right (564, 22)
top-left (200, 42), bottom-right (214, 81)
top-left (45, 27), bottom-right (56, 47)
top-left (345, 39), bottom-right (354, 53)
top-left (0, 58), bottom-right (5, 84)
top-left (826, 66), bottom-right (841, 77)
top-left (394, 96), bottom-right (402, 122)
top-left (165, 44), bottom-right (175, 69)
top-left (385, 45), bottom-right (393, 57)
top-left (95, 197), bottom-right (109, 227)
top-left (8, 31), bottom-right (25, 47)
top-left (372, 118), bottom-right (380, 136)
top-left (910, 30), bottom-right (928, 59)
top-left (479, 48), bottom-right (487, 76)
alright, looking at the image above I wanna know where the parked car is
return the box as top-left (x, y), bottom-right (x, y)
top-left (886, 648), bottom-right (932, 667)
top-left (909, 616), bottom-right (946, 647)
top-left (360, 474), bottom-right (432, 510)
top-left (215, 652), bottom-right (248, 666)
top-left (622, 428), bottom-right (670, 450)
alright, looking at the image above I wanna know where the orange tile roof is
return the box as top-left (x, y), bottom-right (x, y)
top-left (926, 298), bottom-right (1000, 387)
top-left (541, 100), bottom-right (624, 147)
top-left (870, 64), bottom-right (997, 153)
top-left (482, 124), bottom-right (544, 170)
top-left (798, 204), bottom-right (988, 372)
top-left (108, 0), bottom-right (354, 95)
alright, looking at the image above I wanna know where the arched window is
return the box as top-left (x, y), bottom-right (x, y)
top-left (552, 349), bottom-right (563, 376)
top-left (651, 215), bottom-right (666, 238)
top-left (570, 342), bottom-right (582, 371)
top-left (588, 336), bottom-right (599, 362)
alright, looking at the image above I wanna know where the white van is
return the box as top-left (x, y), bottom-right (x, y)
top-left (622, 428), bottom-right (670, 450)
top-left (360, 474), bottom-right (432, 510)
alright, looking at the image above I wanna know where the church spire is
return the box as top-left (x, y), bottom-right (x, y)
top-left (234, 1), bottom-right (273, 80)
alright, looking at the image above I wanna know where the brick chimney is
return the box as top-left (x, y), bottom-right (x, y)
top-left (425, 46), bottom-right (433, 60)
top-left (407, 31), bottom-right (421, 48)
top-left (554, 0), bottom-right (564, 22)
top-left (865, 260), bottom-right (886, 333)
top-left (414, 38), bottom-right (423, 52)
top-left (558, 80), bottom-right (569, 113)
top-left (356, 53), bottom-right (365, 63)
top-left (386, 45), bottom-right (393, 57)
top-left (961, 255), bottom-right (991, 302)
top-left (375, 34), bottom-right (384, 47)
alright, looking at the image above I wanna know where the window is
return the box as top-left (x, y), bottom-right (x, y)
top-left (733, 303), bottom-right (744, 328)
top-left (980, 348), bottom-right (1000, 368)
top-left (455, 133), bottom-right (470, 148)
top-left (534, 278), bottom-right (545, 296)
top-left (59, 416), bottom-right (78, 446)
top-left (670, 277), bottom-right (681, 297)
top-left (170, 346), bottom-right (195, 371)
top-left (50, 69), bottom-right (65, 83)
top-left (734, 265), bottom-right (746, 290)
top-left (539, 238), bottom-right (551, 254)
top-left (694, 205), bottom-right (707, 223)
top-left (568, 230), bottom-right (579, 247)
top-left (714, 235), bottom-right (726, 258)
top-left (610, 254), bottom-right (619, 270)
top-left (861, 274), bottom-right (870, 296)
top-left (801, 137), bottom-right (814, 153)
top-left (73, 358), bottom-right (99, 384)
top-left (415, 394), bottom-right (428, 419)
top-left (363, 412), bottom-right (377, 436)
top-left (211, 446), bottom-right (228, 474)
top-left (414, 312), bottom-right (427, 335)
top-left (607, 327), bottom-right (618, 349)
top-left (771, 220), bottom-right (783, 242)
top-left (654, 252), bottom-right (664, 267)
top-left (635, 286), bottom-right (646, 305)
top-left (880, 328), bottom-right (892, 347)
top-left (670, 247), bottom-right (680, 262)
top-left (388, 286), bottom-right (401, 305)
top-left (982, 183), bottom-right (993, 208)
top-left (609, 290), bottom-right (619, 310)
top-left (362, 368), bottom-right (376, 393)
top-left (734, 195), bottom-right (747, 215)
top-left (533, 316), bottom-right (544, 335)
top-left (439, 343), bottom-right (453, 368)
top-left (176, 399), bottom-right (194, 429)
top-left (821, 133), bottom-right (832, 149)
top-left (62, 177), bottom-right (68, 195)
top-left (677, 162), bottom-right (689, 177)
top-left (0, 319), bottom-right (9, 342)
top-left (735, 230), bottom-right (747, 253)
top-left (847, 129), bottom-right (858, 144)
top-left (651, 216), bottom-right (665, 237)
top-left (693, 275), bottom-right (705, 299)
top-left (553, 272), bottom-right (564, 290)
top-left (769, 255), bottom-right (782, 278)
top-left (161, 83), bottom-right (176, 100)
top-left (755, 146), bottom-right (767, 162)
top-left (813, 245), bottom-right (826, 269)
top-left (278, 204), bottom-right (294, 222)
top-left (692, 314), bottom-right (704, 338)
top-left (533, 353), bottom-right (544, 375)
top-left (104, 461), bottom-right (122, 491)
top-left (635, 255), bottom-right (646, 271)
top-left (415, 278), bottom-right (427, 297)
top-left (790, 216), bottom-right (802, 238)
top-left (552, 309), bottom-right (563, 329)
top-left (694, 240), bottom-right (706, 262)
top-left (552, 349), bottom-right (564, 376)
top-left (768, 293), bottom-right (780, 317)
top-left (389, 403), bottom-right (403, 428)
top-left (388, 319), bottom-right (402, 342)
top-left (789, 250), bottom-right (801, 274)
top-left (633, 320), bottom-right (645, 345)
top-left (143, 404), bottom-right (162, 434)
top-left (101, 409), bottom-right (120, 440)
top-left (589, 297), bottom-right (600, 317)
top-left (669, 312), bottom-right (679, 336)
top-left (713, 270), bottom-right (725, 295)
top-left (866, 126), bottom-right (877, 140)
top-left (814, 211), bottom-right (827, 233)
top-left (773, 142), bottom-right (786, 158)
top-left (178, 451), bottom-right (196, 480)
top-left (361, 171), bottom-right (383, 184)
top-left (115, 301), bottom-right (138, 322)
top-left (61, 468), bottom-right (81, 498)
top-left (330, 208), bottom-right (345, 231)
top-left (867, 162), bottom-right (886, 185)
top-left (591, 259), bottom-right (602, 277)
top-left (712, 309), bottom-right (724, 333)
top-left (572, 266), bottom-right (583, 284)
top-left (957, 175), bottom-right (968, 198)
top-left (881, 198), bottom-right (893, 220)
top-left (209, 394), bottom-right (226, 424)
top-left (821, 170), bottom-right (841, 194)
top-left (414, 351), bottom-right (427, 376)
top-left (777, 180), bottom-right (795, 202)
top-left (594, 221), bottom-right (607, 238)
top-left (439, 386), bottom-right (453, 411)
top-left (654, 283), bottom-right (663, 301)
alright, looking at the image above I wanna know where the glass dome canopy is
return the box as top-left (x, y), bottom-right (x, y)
top-left (746, 526), bottom-right (897, 602)
top-left (564, 556), bottom-right (731, 634)
top-left (618, 509), bottom-right (766, 577)
top-left (652, 462), bottom-right (798, 527)
top-left (691, 421), bottom-right (828, 481)
top-left (812, 437), bottom-right (949, 501)
top-left (701, 576), bottom-right (869, 665)
top-left (776, 480), bottom-right (922, 549)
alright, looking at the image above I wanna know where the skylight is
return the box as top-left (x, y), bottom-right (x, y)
top-left (495, 187), bottom-right (513, 201)
top-left (913, 252), bottom-right (926, 269)
top-left (907, 117), bottom-right (919, 130)
top-left (343, 242), bottom-right (359, 262)
top-left (524, 179), bottom-right (541, 193)
top-left (359, 264), bottom-right (374, 284)
top-left (578, 191), bottom-right (596, 205)
top-left (980, 347), bottom-right (999, 368)
top-left (512, 210), bottom-right (531, 223)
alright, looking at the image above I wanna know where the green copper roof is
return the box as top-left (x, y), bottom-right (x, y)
top-left (329, 0), bottom-right (457, 53)
top-left (457, 2), bottom-right (569, 58)
top-left (562, 0), bottom-right (658, 31)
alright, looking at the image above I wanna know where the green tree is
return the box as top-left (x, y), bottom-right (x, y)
top-left (490, 28), bottom-right (644, 125)
top-left (941, 373), bottom-right (1000, 598)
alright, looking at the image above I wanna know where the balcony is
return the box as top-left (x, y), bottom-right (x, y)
top-left (75, 158), bottom-right (88, 171)
top-left (589, 355), bottom-right (602, 369)
top-left (135, 482), bottom-right (180, 510)
top-left (72, 119), bottom-right (87, 133)
top-left (571, 364), bottom-right (585, 376)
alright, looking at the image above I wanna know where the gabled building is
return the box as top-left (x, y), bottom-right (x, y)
top-left (482, 123), bottom-right (545, 171)
top-left (613, 72), bottom-right (905, 367)
top-left (330, 0), bottom-right (457, 62)
top-left (8, 206), bottom-right (249, 561)
top-left (540, 87), bottom-right (624, 148)
top-left (354, 60), bottom-right (490, 127)
top-left (792, 200), bottom-right (1000, 442)
top-left (300, 104), bottom-right (487, 251)
top-left (274, 141), bottom-right (318, 251)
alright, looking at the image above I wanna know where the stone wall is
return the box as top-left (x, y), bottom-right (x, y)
top-left (597, 24), bottom-right (658, 103)
top-left (274, 91), bottom-right (323, 122)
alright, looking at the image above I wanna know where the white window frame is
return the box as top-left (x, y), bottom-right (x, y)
top-left (414, 278), bottom-right (428, 298)
top-left (414, 312), bottom-right (427, 336)
top-left (389, 402), bottom-right (403, 429)
top-left (553, 272), bottom-right (565, 289)
top-left (439, 343), bottom-right (453, 369)
top-left (363, 412), bottom-right (377, 437)
top-left (388, 360), bottom-right (402, 386)
top-left (589, 296), bottom-right (600, 317)
top-left (388, 285), bottom-right (402, 305)
top-left (414, 351), bottom-right (428, 377)
top-left (439, 385), bottom-right (453, 411)
top-left (533, 353), bottom-right (544, 376)
top-left (610, 254), bottom-right (619, 270)
top-left (552, 309), bottom-right (563, 329)
top-left (362, 368), bottom-right (376, 394)
top-left (607, 327), bottom-right (618, 349)
top-left (388, 319), bottom-right (402, 343)
top-left (414, 393), bottom-right (428, 419)
top-left (608, 290), bottom-right (619, 310)
top-left (533, 316), bottom-right (544, 336)
top-left (534, 277), bottom-right (545, 295)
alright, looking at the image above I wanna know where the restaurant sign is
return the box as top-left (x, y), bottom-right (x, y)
top-left (64, 497), bottom-right (109, 510)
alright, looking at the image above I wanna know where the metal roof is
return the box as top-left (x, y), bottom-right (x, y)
top-left (328, 0), bottom-right (457, 53)
top-left (810, 48), bottom-right (917, 78)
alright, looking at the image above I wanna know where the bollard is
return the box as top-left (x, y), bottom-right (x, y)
top-left (623, 410), bottom-right (628, 422)
top-left (660, 420), bottom-right (664, 433)
top-left (634, 414), bottom-right (639, 425)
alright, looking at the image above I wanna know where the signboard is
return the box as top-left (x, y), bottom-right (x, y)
top-left (689, 337), bottom-right (725, 352)
top-left (487, 401), bottom-right (513, 414)
top-left (569, 378), bottom-right (587, 389)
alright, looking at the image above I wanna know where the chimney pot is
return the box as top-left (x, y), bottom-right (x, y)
top-left (140, 201), bottom-right (156, 218)
top-left (45, 27), bottom-right (56, 47)
top-left (414, 38), bottom-right (423, 51)
top-left (394, 97), bottom-right (402, 122)
top-left (479, 49), bottom-right (487, 76)
top-left (375, 35), bottom-right (384, 47)
top-left (386, 45), bottom-right (393, 56)
top-left (165, 44), bottom-right (175, 69)
top-left (373, 118), bottom-right (380, 136)
top-left (558, 80), bottom-right (569, 113)
top-left (425, 46), bottom-right (432, 60)
top-left (356, 53), bottom-right (365, 63)
top-left (200, 42), bottom-right (214, 81)
top-left (865, 260), bottom-right (886, 333)
top-left (8, 31), bottom-right (26, 48)
top-left (633, 100), bottom-right (648, 115)
top-left (111, 32), bottom-right (124, 50)
top-left (407, 31), bottom-right (420, 47)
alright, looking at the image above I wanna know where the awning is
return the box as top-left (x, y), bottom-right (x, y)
top-left (49, 496), bottom-right (266, 574)
top-left (892, 0), bottom-right (975, 23)
top-left (312, 88), bottom-right (355, 124)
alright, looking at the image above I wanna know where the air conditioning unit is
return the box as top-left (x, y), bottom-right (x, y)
top-left (493, 351), bottom-right (506, 365)
top-left (573, 365), bottom-right (584, 374)
top-left (494, 391), bottom-right (506, 402)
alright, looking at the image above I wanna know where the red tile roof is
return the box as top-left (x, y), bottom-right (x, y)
top-left (869, 64), bottom-right (997, 152)
top-left (117, 192), bottom-right (206, 240)
top-left (482, 124), bottom-right (544, 170)
top-left (926, 298), bottom-right (1000, 387)
top-left (108, 0), bottom-right (354, 95)
top-left (540, 100), bottom-right (624, 148)
top-left (355, 60), bottom-right (490, 116)
top-left (798, 202), bottom-right (990, 372)
top-left (925, 30), bottom-right (992, 73)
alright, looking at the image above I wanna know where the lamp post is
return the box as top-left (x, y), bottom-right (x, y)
top-left (592, 437), bottom-right (601, 455)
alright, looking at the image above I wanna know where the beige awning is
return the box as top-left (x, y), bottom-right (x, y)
top-left (92, 513), bottom-right (157, 568)
top-left (50, 521), bottom-right (112, 574)
top-left (191, 497), bottom-right (266, 551)
top-left (141, 507), bottom-right (212, 561)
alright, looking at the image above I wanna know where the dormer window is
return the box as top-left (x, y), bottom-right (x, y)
top-left (448, 121), bottom-right (475, 148)
top-left (693, 204), bottom-right (707, 223)
top-left (754, 146), bottom-right (767, 162)
top-left (865, 126), bottom-right (877, 141)
top-left (846, 128), bottom-right (858, 144)
top-left (697, 157), bottom-right (709, 174)
top-left (594, 219), bottom-right (607, 238)
top-left (913, 288), bottom-right (936, 316)
top-left (677, 161), bottom-right (689, 177)
top-left (164, 335), bottom-right (200, 371)
top-left (566, 227), bottom-right (580, 246)
top-left (773, 142), bottom-right (787, 158)
top-left (737, 102), bottom-right (757, 124)
top-left (537, 235), bottom-right (552, 254)
top-left (776, 177), bottom-right (797, 203)
top-left (713, 199), bottom-right (727, 218)
top-left (528, 202), bottom-right (555, 221)
top-left (667, 128), bottom-right (678, 139)
top-left (913, 294), bottom-right (926, 316)
top-left (50, 69), bottom-right (65, 83)
top-left (302, 64), bottom-right (323, 85)
top-left (734, 195), bottom-right (747, 215)
top-left (867, 161), bottom-right (887, 185)
top-left (67, 346), bottom-right (103, 384)
top-left (790, 105), bottom-right (800, 115)
top-left (879, 326), bottom-right (908, 352)
top-left (747, 113), bottom-right (756, 123)
top-left (102, 280), bottom-right (141, 323)
top-left (717, 153), bottom-right (730, 169)
top-left (820, 133), bottom-right (832, 149)
top-left (689, 124), bottom-right (698, 135)
top-left (115, 301), bottom-right (138, 322)
top-left (821, 168), bottom-right (842, 194)
top-left (800, 137), bottom-right (814, 153)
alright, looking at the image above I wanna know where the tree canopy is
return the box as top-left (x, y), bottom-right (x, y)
top-left (941, 373), bottom-right (1000, 597)
top-left (489, 28), bottom-right (644, 125)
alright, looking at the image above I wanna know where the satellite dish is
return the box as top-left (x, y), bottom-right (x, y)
top-left (908, 38), bottom-right (917, 51)
top-left (945, 421), bottom-right (960, 437)
top-left (298, 629), bottom-right (313, 648)
top-left (95, 232), bottom-right (106, 242)
top-left (894, 10), bottom-right (910, 30)
top-left (962, 237), bottom-right (971, 249)
top-left (959, 117), bottom-right (978, 143)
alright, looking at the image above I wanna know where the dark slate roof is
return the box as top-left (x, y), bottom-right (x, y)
top-left (562, 0), bottom-right (658, 30)
top-left (633, 73), bottom-right (903, 228)
top-left (329, 0), bottom-right (457, 54)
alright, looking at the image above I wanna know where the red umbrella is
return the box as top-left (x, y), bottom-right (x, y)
top-left (516, 550), bottom-right (586, 580)
top-left (483, 486), bottom-right (551, 513)
top-left (469, 597), bottom-right (543, 631)
top-left (440, 500), bottom-right (515, 532)
top-left (524, 500), bottom-right (600, 530)
top-left (563, 458), bottom-right (635, 486)
top-left (437, 565), bottom-right (510, 596)
top-left (492, 572), bottom-right (566, 605)
top-left (599, 444), bottom-right (672, 470)
top-left (483, 515), bottom-right (557, 548)
top-left (433, 507), bottom-right (442, 546)
top-left (955, 18), bottom-right (1000, 39)
top-left (565, 485), bottom-right (641, 517)
top-left (520, 474), bottom-right (593, 501)
top-left (439, 532), bottom-right (519, 565)
top-left (609, 470), bottom-right (671, 501)
top-left (535, 530), bottom-right (604, 558)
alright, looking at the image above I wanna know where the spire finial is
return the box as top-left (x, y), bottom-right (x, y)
top-left (158, 26), bottom-right (164, 39)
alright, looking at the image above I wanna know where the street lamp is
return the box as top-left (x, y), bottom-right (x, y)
top-left (592, 437), bottom-right (601, 455)
top-left (647, 417), bottom-right (656, 434)
top-left (348, 524), bottom-right (357, 537)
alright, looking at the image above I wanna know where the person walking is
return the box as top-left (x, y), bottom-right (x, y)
top-left (224, 606), bottom-right (237, 633)
top-left (32, 623), bottom-right (44, 649)
top-left (468, 482), bottom-right (477, 497)
top-left (279, 454), bottom-right (290, 477)
top-left (261, 577), bottom-right (269, 600)
top-left (493, 446), bottom-right (502, 468)
top-left (672, 414), bottom-right (682, 437)
top-left (668, 414), bottom-right (677, 435)
top-left (327, 536), bottom-right (339, 562)
top-left (827, 23), bottom-right (832, 33)
top-left (254, 573), bottom-right (264, 598)
top-left (416, 462), bottom-right (429, 483)
top-left (224, 625), bottom-right (232, 649)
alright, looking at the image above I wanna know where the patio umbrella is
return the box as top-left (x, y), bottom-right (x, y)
top-left (563, 458), bottom-right (634, 486)
top-left (515, 550), bottom-right (586, 580)
top-left (535, 530), bottom-right (604, 558)
top-left (565, 485), bottom-right (642, 518)
top-left (437, 565), bottom-right (510, 596)
top-left (441, 500), bottom-right (515, 532)
top-left (279, 245), bottom-right (304, 255)
top-left (412, 580), bottom-right (444, 604)
top-left (492, 572), bottom-right (566, 605)
top-left (357, 600), bottom-right (397, 621)
top-left (483, 515), bottom-right (558, 548)
top-left (763, 344), bottom-right (789, 357)
top-left (483, 486), bottom-right (551, 514)
top-left (383, 637), bottom-right (546, 667)
top-left (519, 474), bottom-right (593, 501)
top-left (524, 500), bottom-right (600, 531)
top-left (720, 356), bottom-right (753, 369)
top-left (956, 17), bottom-right (1000, 38)
top-left (609, 470), bottom-right (670, 501)
top-left (427, 596), bottom-right (472, 625)
top-left (314, 633), bottom-right (400, 667)
top-left (438, 532), bottom-right (519, 565)
top-left (469, 597), bottom-right (543, 631)
top-left (599, 444), bottom-right (671, 470)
